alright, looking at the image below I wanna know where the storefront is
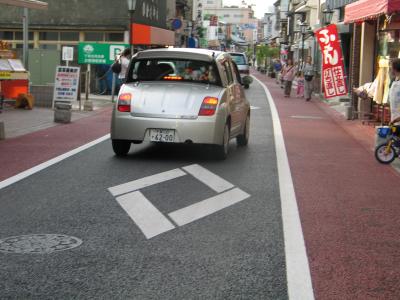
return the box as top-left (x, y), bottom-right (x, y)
top-left (345, 0), bottom-right (400, 123)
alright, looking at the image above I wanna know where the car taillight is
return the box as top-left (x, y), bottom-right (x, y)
top-left (199, 97), bottom-right (219, 116)
top-left (118, 93), bottom-right (131, 112)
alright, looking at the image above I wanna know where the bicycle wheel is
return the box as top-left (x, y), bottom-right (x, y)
top-left (375, 143), bottom-right (396, 164)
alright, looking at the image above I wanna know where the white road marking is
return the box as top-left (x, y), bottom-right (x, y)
top-left (116, 191), bottom-right (176, 239)
top-left (250, 106), bottom-right (261, 110)
top-left (291, 115), bottom-right (323, 120)
top-left (168, 188), bottom-right (250, 226)
top-left (108, 168), bottom-right (187, 197)
top-left (182, 164), bottom-right (234, 193)
top-left (252, 76), bottom-right (315, 300)
top-left (0, 134), bottom-right (110, 191)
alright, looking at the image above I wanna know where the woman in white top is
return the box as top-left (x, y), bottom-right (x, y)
top-left (118, 48), bottom-right (132, 84)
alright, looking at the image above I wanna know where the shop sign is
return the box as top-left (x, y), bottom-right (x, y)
top-left (53, 66), bottom-right (80, 104)
top-left (133, 0), bottom-right (167, 29)
top-left (0, 71), bottom-right (11, 79)
top-left (78, 43), bottom-right (129, 65)
top-left (315, 24), bottom-right (348, 99)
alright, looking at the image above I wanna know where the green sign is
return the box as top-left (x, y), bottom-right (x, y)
top-left (78, 43), bottom-right (129, 65)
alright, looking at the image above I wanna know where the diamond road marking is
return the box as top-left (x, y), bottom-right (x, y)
top-left (116, 191), bottom-right (176, 239)
top-left (182, 164), bottom-right (234, 193)
top-left (108, 164), bottom-right (251, 239)
top-left (108, 168), bottom-right (186, 197)
top-left (169, 188), bottom-right (250, 226)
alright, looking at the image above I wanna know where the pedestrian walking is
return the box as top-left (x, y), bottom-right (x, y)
top-left (118, 48), bottom-right (131, 86)
top-left (273, 58), bottom-right (282, 84)
top-left (282, 59), bottom-right (296, 97)
top-left (302, 56), bottom-right (314, 101)
top-left (295, 71), bottom-right (304, 98)
top-left (388, 58), bottom-right (400, 125)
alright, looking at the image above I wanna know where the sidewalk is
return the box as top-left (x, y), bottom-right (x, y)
top-left (0, 94), bottom-right (114, 139)
top-left (253, 70), bottom-right (400, 300)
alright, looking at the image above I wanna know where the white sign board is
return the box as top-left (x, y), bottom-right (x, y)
top-left (53, 66), bottom-right (80, 104)
top-left (62, 46), bottom-right (74, 61)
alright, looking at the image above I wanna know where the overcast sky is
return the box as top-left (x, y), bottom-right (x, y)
top-left (222, 0), bottom-right (274, 19)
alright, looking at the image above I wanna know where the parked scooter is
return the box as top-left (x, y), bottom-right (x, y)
top-left (375, 125), bottom-right (400, 164)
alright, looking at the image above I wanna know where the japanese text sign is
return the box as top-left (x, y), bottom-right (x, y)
top-left (78, 43), bottom-right (129, 65)
top-left (53, 66), bottom-right (80, 104)
top-left (315, 25), bottom-right (348, 99)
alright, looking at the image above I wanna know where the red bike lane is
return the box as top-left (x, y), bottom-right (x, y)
top-left (253, 73), bottom-right (400, 299)
top-left (0, 107), bottom-right (112, 182)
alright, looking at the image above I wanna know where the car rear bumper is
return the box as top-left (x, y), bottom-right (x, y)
top-left (111, 109), bottom-right (226, 145)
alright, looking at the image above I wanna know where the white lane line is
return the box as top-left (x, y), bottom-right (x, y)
top-left (0, 134), bottom-right (110, 191)
top-left (168, 188), bottom-right (250, 227)
top-left (290, 115), bottom-right (323, 120)
top-left (252, 76), bottom-right (315, 300)
top-left (116, 191), bottom-right (175, 239)
top-left (108, 168), bottom-right (187, 197)
top-left (182, 164), bottom-right (234, 193)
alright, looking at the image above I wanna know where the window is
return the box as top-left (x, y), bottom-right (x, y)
top-left (0, 31), bottom-right (13, 40)
top-left (16, 43), bottom-right (34, 49)
top-left (127, 58), bottom-right (221, 86)
top-left (105, 33), bottom-right (124, 42)
top-left (60, 32), bottom-right (79, 41)
top-left (222, 61), bottom-right (233, 85)
top-left (85, 32), bottom-right (104, 41)
top-left (223, 14), bottom-right (230, 18)
top-left (14, 31), bottom-right (34, 40)
top-left (39, 32), bottom-right (59, 41)
top-left (230, 53), bottom-right (246, 65)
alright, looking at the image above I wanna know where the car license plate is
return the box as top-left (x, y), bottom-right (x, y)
top-left (149, 129), bottom-right (175, 142)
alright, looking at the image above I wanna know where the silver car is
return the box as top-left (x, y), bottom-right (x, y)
top-left (227, 52), bottom-right (250, 89)
top-left (111, 48), bottom-right (252, 159)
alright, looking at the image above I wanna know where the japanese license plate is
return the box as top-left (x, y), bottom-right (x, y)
top-left (149, 129), bottom-right (175, 143)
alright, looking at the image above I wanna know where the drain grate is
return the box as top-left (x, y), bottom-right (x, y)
top-left (0, 234), bottom-right (83, 254)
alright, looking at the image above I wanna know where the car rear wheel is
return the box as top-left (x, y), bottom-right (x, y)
top-left (237, 114), bottom-right (250, 146)
top-left (244, 84), bottom-right (249, 89)
top-left (216, 123), bottom-right (230, 160)
top-left (112, 139), bottom-right (131, 156)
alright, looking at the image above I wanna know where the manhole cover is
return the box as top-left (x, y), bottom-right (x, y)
top-left (0, 234), bottom-right (82, 254)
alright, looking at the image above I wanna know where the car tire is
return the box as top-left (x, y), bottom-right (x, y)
top-left (112, 139), bottom-right (131, 156)
top-left (216, 122), bottom-right (230, 160)
top-left (244, 84), bottom-right (249, 89)
top-left (237, 113), bottom-right (250, 146)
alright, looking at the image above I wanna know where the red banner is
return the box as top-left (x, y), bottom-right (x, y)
top-left (315, 24), bottom-right (348, 99)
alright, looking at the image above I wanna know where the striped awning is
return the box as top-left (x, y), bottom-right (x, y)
top-left (344, 0), bottom-right (400, 23)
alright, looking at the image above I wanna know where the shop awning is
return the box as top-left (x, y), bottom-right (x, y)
top-left (0, 0), bottom-right (48, 10)
top-left (131, 23), bottom-right (175, 46)
top-left (344, 0), bottom-right (400, 23)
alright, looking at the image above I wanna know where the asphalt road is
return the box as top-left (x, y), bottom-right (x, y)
top-left (0, 81), bottom-right (289, 299)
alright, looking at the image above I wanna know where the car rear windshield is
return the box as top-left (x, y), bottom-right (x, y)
top-left (230, 54), bottom-right (246, 65)
top-left (127, 58), bottom-right (221, 86)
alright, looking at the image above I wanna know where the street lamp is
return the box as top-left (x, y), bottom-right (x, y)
top-left (300, 22), bottom-right (308, 69)
top-left (322, 8), bottom-right (334, 25)
top-left (127, 0), bottom-right (137, 53)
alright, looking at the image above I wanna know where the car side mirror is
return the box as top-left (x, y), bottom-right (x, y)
top-left (242, 75), bottom-right (253, 86)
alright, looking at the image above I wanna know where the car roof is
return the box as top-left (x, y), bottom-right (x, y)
top-left (135, 48), bottom-right (225, 62)
top-left (227, 52), bottom-right (246, 56)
